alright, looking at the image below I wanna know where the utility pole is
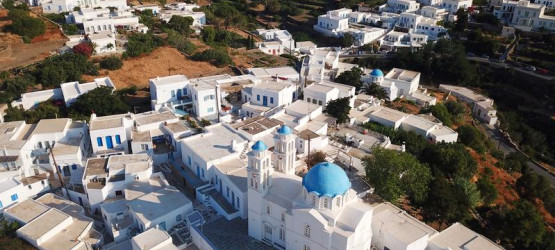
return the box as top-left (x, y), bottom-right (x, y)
top-left (50, 149), bottom-right (69, 198)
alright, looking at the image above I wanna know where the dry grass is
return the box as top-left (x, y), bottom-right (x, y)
top-left (85, 46), bottom-right (231, 89)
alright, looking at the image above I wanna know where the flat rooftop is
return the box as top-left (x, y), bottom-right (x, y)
top-left (439, 84), bottom-right (487, 102)
top-left (52, 136), bottom-right (82, 155)
top-left (32, 118), bottom-right (70, 135)
top-left (164, 121), bottom-right (190, 134)
top-left (285, 100), bottom-right (321, 117)
top-left (125, 177), bottom-right (166, 201)
top-left (84, 158), bottom-right (108, 177)
top-left (0, 121), bottom-right (25, 141)
top-left (128, 187), bottom-right (191, 225)
top-left (248, 67), bottom-right (299, 78)
top-left (18, 208), bottom-right (70, 242)
top-left (36, 193), bottom-right (84, 218)
top-left (107, 154), bottom-right (151, 172)
top-left (89, 113), bottom-right (131, 131)
top-left (182, 124), bottom-right (247, 163)
top-left (230, 116), bottom-right (282, 135)
top-left (385, 68), bottom-right (420, 82)
top-left (403, 115), bottom-right (437, 131)
top-left (215, 158), bottom-right (248, 193)
top-left (370, 107), bottom-right (408, 122)
top-left (429, 222), bottom-right (503, 250)
top-left (135, 110), bottom-right (177, 127)
top-left (4, 199), bottom-right (49, 224)
top-left (0, 177), bottom-right (20, 193)
top-left (254, 81), bottom-right (292, 91)
top-left (132, 228), bottom-right (178, 250)
top-left (305, 83), bottom-right (336, 93)
top-left (202, 217), bottom-right (274, 250)
top-left (133, 130), bottom-right (151, 142)
top-left (19, 173), bottom-right (48, 186)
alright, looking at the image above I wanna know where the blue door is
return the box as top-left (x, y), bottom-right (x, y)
top-left (263, 96), bottom-right (268, 106)
top-left (177, 89), bottom-right (182, 98)
top-left (105, 136), bottom-right (113, 149)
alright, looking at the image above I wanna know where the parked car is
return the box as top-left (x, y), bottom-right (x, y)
top-left (466, 52), bottom-right (476, 57)
top-left (524, 65), bottom-right (536, 71)
top-left (536, 68), bottom-right (549, 74)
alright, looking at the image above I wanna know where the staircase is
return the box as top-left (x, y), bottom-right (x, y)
top-left (239, 141), bottom-right (252, 160)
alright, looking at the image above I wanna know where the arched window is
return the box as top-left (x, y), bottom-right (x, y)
top-left (303, 244), bottom-right (310, 250)
top-left (311, 195), bottom-right (316, 205)
top-left (96, 137), bottom-right (103, 147)
top-left (336, 197), bottom-right (341, 207)
top-left (323, 198), bottom-right (328, 208)
top-left (279, 227), bottom-right (285, 240)
top-left (304, 224), bottom-right (311, 238)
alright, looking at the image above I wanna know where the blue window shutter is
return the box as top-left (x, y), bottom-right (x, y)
top-left (72, 164), bottom-right (77, 170)
top-left (97, 137), bottom-right (103, 147)
top-left (270, 97), bottom-right (274, 104)
top-left (115, 135), bottom-right (121, 144)
top-left (257, 95), bottom-right (260, 101)
top-left (11, 194), bottom-right (18, 201)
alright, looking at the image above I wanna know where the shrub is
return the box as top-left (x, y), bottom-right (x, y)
top-left (10, 11), bottom-right (45, 42)
top-left (100, 56), bottom-right (123, 70)
top-left (191, 49), bottom-right (232, 67)
top-left (72, 42), bottom-right (94, 57)
top-left (123, 33), bottom-right (164, 58)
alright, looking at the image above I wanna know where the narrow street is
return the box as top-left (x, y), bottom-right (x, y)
top-left (481, 124), bottom-right (555, 187)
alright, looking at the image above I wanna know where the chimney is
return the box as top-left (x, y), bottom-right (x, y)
top-left (231, 139), bottom-right (239, 152)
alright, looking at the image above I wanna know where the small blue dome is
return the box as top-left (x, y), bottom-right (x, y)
top-left (251, 141), bottom-right (267, 151)
top-left (371, 69), bottom-right (384, 77)
top-left (302, 162), bottom-right (351, 197)
top-left (277, 125), bottom-right (292, 135)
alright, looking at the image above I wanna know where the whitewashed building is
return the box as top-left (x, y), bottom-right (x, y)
top-left (304, 81), bottom-right (356, 108)
top-left (42, 0), bottom-right (128, 14)
top-left (382, 0), bottom-right (421, 13)
top-left (440, 84), bottom-right (499, 126)
top-left (240, 79), bottom-right (298, 118)
top-left (313, 8), bottom-right (352, 36)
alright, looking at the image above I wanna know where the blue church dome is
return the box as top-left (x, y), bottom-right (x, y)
top-left (277, 125), bottom-right (292, 135)
top-left (370, 69), bottom-right (384, 77)
top-left (251, 141), bottom-right (268, 151)
top-left (302, 162), bottom-right (351, 197)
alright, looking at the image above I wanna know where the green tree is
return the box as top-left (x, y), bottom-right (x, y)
top-left (424, 103), bottom-right (453, 127)
top-left (444, 100), bottom-right (466, 123)
top-left (100, 56), bottom-right (123, 70)
top-left (167, 30), bottom-right (197, 55)
top-left (364, 83), bottom-right (389, 100)
top-left (476, 174), bottom-right (497, 205)
top-left (423, 176), bottom-right (471, 225)
top-left (190, 49), bottom-right (232, 67)
top-left (421, 143), bottom-right (477, 179)
top-left (454, 178), bottom-right (481, 208)
top-left (9, 10), bottom-right (46, 42)
top-left (454, 8), bottom-right (468, 33)
top-left (35, 53), bottom-right (98, 87)
top-left (69, 86), bottom-right (130, 118)
top-left (265, 0), bottom-right (281, 14)
top-left (201, 26), bottom-right (216, 43)
top-left (123, 33), bottom-right (164, 58)
top-left (324, 97), bottom-right (351, 123)
top-left (363, 148), bottom-right (432, 203)
top-left (502, 152), bottom-right (527, 173)
top-left (341, 33), bottom-right (354, 47)
top-left (456, 125), bottom-right (487, 153)
top-left (62, 24), bottom-right (79, 35)
top-left (168, 15), bottom-right (194, 36)
top-left (500, 200), bottom-right (546, 248)
top-left (334, 67), bottom-right (363, 90)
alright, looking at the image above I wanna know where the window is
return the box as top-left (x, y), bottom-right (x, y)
top-left (115, 190), bottom-right (123, 196)
top-left (323, 198), bottom-right (328, 208)
top-left (207, 107), bottom-right (214, 113)
top-left (281, 212), bottom-right (285, 222)
top-left (141, 144), bottom-right (149, 150)
top-left (318, 100), bottom-right (322, 105)
top-left (279, 228), bottom-right (285, 240)
top-left (11, 194), bottom-right (18, 201)
top-left (176, 214), bottom-right (182, 222)
top-left (227, 187), bottom-right (230, 197)
top-left (171, 90), bottom-right (176, 97)
top-left (266, 205), bottom-right (271, 215)
top-left (336, 197), bottom-right (341, 207)
top-left (188, 156), bottom-right (192, 166)
top-left (115, 135), bottom-right (121, 144)
top-left (304, 224), bottom-right (310, 237)
top-left (307, 98), bottom-right (311, 103)
top-left (311, 195), bottom-right (316, 205)
top-left (304, 245), bottom-right (310, 250)
top-left (97, 137), bottom-right (103, 147)
top-left (236, 197), bottom-right (240, 209)
top-left (201, 169), bottom-right (205, 177)
top-left (38, 141), bottom-right (43, 149)
top-left (257, 95), bottom-right (260, 101)
top-left (71, 164), bottom-right (77, 170)
top-left (270, 97), bottom-right (274, 104)
top-left (312, 99), bottom-right (317, 104)
top-left (204, 96), bottom-right (209, 101)
top-left (45, 141), bottom-right (51, 149)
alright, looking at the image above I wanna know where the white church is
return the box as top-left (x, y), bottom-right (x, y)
top-left (244, 125), bottom-right (501, 250)
top-left (247, 125), bottom-right (374, 249)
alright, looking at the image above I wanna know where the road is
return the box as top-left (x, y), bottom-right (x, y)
top-left (468, 56), bottom-right (555, 81)
top-left (481, 124), bottom-right (555, 187)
